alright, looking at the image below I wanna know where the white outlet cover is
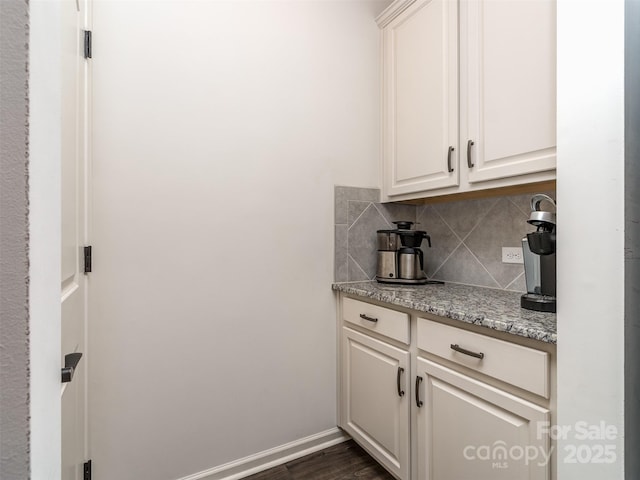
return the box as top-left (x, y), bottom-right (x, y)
top-left (502, 247), bottom-right (524, 264)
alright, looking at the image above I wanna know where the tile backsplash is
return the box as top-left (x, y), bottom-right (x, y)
top-left (334, 186), bottom-right (416, 282)
top-left (334, 186), bottom-right (556, 292)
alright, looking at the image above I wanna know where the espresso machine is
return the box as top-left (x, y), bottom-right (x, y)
top-left (521, 194), bottom-right (556, 313)
top-left (376, 221), bottom-right (432, 285)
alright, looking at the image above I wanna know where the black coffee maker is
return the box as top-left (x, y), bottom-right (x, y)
top-left (376, 221), bottom-right (431, 284)
top-left (521, 194), bottom-right (556, 313)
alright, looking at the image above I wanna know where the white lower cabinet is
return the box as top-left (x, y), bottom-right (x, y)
top-left (338, 295), bottom-right (555, 480)
top-left (416, 358), bottom-right (550, 480)
top-left (341, 327), bottom-right (410, 479)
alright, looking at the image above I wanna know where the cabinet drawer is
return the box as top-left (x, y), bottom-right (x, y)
top-left (343, 297), bottom-right (410, 344)
top-left (417, 318), bottom-right (549, 397)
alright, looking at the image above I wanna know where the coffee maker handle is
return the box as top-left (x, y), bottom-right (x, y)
top-left (424, 234), bottom-right (431, 248)
top-left (418, 249), bottom-right (424, 271)
top-left (530, 194), bottom-right (556, 212)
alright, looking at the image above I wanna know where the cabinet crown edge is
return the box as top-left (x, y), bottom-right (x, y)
top-left (376, 0), bottom-right (418, 27)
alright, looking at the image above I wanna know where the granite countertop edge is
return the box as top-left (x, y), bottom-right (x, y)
top-left (332, 281), bottom-right (557, 345)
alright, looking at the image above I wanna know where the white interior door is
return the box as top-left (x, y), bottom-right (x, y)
top-left (61, 0), bottom-right (90, 477)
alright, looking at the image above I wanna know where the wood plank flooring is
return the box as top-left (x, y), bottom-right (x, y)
top-left (243, 440), bottom-right (395, 480)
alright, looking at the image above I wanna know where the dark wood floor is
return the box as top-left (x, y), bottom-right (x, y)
top-left (243, 440), bottom-right (395, 480)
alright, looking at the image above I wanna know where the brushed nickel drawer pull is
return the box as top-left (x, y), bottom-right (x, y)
top-left (397, 367), bottom-right (405, 397)
top-left (359, 313), bottom-right (378, 323)
top-left (450, 343), bottom-right (484, 360)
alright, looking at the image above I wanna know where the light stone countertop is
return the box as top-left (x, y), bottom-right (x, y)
top-left (332, 281), bottom-right (557, 344)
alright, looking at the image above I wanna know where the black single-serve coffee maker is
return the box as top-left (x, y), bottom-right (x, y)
top-left (521, 194), bottom-right (556, 313)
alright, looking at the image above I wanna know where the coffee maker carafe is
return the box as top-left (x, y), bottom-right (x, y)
top-left (376, 221), bottom-right (431, 285)
top-left (521, 194), bottom-right (556, 313)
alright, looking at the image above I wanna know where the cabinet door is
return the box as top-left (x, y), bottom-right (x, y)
top-left (416, 358), bottom-right (550, 480)
top-left (461, 0), bottom-right (556, 183)
top-left (342, 327), bottom-right (410, 479)
top-left (382, 0), bottom-right (458, 197)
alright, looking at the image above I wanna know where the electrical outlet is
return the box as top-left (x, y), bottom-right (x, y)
top-left (502, 247), bottom-right (524, 264)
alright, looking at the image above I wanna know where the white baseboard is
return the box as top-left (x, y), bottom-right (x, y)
top-left (176, 428), bottom-right (350, 480)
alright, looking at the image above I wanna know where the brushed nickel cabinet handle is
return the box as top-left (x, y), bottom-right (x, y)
top-left (447, 146), bottom-right (455, 173)
top-left (415, 376), bottom-right (423, 407)
top-left (397, 367), bottom-right (405, 397)
top-left (450, 343), bottom-right (485, 360)
top-left (467, 140), bottom-right (475, 168)
top-left (359, 313), bottom-right (378, 323)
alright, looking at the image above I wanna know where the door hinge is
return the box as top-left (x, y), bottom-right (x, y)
top-left (83, 460), bottom-right (92, 480)
top-left (84, 30), bottom-right (92, 59)
top-left (84, 246), bottom-right (92, 274)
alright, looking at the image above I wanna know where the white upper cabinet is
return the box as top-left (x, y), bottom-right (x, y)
top-left (461, 0), bottom-right (556, 184)
top-left (378, 0), bottom-right (557, 201)
top-left (380, 0), bottom-right (459, 196)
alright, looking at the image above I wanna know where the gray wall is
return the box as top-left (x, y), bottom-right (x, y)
top-left (335, 186), bottom-right (555, 291)
top-left (0, 0), bottom-right (31, 478)
top-left (626, 0), bottom-right (640, 477)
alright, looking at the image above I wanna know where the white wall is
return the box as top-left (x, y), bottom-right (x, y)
top-left (557, 0), bottom-right (625, 478)
top-left (89, 1), bottom-right (385, 479)
top-left (29, 1), bottom-right (64, 479)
